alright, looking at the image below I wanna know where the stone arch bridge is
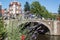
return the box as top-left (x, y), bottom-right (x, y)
top-left (4, 19), bottom-right (60, 35)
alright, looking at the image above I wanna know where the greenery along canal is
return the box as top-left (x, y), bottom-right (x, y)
top-left (0, 18), bottom-right (6, 40)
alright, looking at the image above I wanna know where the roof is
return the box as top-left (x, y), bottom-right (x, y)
top-left (9, 2), bottom-right (21, 6)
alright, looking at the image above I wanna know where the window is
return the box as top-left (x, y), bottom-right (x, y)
top-left (16, 11), bottom-right (19, 13)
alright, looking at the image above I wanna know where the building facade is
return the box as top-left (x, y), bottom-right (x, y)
top-left (9, 1), bottom-right (22, 19)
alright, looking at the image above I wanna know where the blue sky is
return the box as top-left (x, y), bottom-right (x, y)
top-left (0, 0), bottom-right (60, 13)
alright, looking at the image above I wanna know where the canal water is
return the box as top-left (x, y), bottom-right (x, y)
top-left (37, 34), bottom-right (60, 40)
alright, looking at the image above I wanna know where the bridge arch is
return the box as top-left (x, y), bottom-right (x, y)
top-left (19, 21), bottom-right (52, 35)
top-left (38, 22), bottom-right (52, 34)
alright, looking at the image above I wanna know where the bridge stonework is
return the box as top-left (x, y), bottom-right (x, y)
top-left (55, 21), bottom-right (60, 35)
top-left (4, 19), bottom-right (60, 35)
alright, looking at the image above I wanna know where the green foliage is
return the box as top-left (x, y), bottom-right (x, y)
top-left (31, 1), bottom-right (48, 18)
top-left (24, 2), bottom-right (30, 12)
top-left (0, 18), bottom-right (6, 40)
top-left (19, 23), bottom-right (31, 40)
top-left (30, 1), bottom-right (56, 19)
top-left (7, 22), bottom-right (28, 40)
top-left (31, 1), bottom-right (42, 16)
top-left (7, 20), bottom-right (20, 40)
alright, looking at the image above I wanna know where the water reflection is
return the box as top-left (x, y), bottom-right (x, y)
top-left (37, 34), bottom-right (60, 40)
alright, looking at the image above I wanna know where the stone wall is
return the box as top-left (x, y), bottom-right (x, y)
top-left (57, 21), bottom-right (60, 35)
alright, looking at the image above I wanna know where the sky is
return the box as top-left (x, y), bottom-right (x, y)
top-left (0, 0), bottom-right (60, 13)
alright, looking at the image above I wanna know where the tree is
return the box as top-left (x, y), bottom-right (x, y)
top-left (58, 4), bottom-right (60, 15)
top-left (57, 4), bottom-right (60, 20)
top-left (41, 6), bottom-right (49, 18)
top-left (30, 1), bottom-right (56, 20)
top-left (30, 1), bottom-right (50, 18)
top-left (31, 1), bottom-right (42, 15)
top-left (24, 2), bottom-right (30, 12)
